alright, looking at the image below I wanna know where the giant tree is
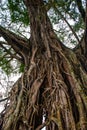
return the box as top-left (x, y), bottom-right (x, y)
top-left (0, 0), bottom-right (87, 130)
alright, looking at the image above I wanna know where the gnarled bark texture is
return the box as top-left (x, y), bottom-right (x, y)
top-left (1, 0), bottom-right (87, 130)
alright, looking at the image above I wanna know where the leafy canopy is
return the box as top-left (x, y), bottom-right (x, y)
top-left (0, 0), bottom-right (85, 75)
top-left (8, 0), bottom-right (29, 25)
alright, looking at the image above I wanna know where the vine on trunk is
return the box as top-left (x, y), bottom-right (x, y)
top-left (1, 0), bottom-right (87, 130)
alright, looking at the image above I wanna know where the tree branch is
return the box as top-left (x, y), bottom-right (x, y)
top-left (0, 26), bottom-right (29, 48)
top-left (75, 0), bottom-right (85, 22)
top-left (84, 0), bottom-right (87, 54)
top-left (0, 26), bottom-right (29, 59)
top-left (0, 97), bottom-right (9, 103)
top-left (54, 6), bottom-right (80, 43)
top-left (0, 42), bottom-right (23, 63)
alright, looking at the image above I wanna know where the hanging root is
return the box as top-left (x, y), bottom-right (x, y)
top-left (2, 62), bottom-right (45, 130)
top-left (2, 44), bottom-right (87, 130)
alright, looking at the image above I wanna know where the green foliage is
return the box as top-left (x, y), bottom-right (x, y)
top-left (7, 0), bottom-right (84, 35)
top-left (0, 57), bottom-right (13, 75)
top-left (47, 0), bottom-right (84, 47)
top-left (8, 0), bottom-right (29, 25)
top-left (0, 47), bottom-right (14, 75)
top-left (0, 0), bottom-right (85, 75)
top-left (73, 18), bottom-right (85, 32)
top-left (19, 63), bottom-right (25, 73)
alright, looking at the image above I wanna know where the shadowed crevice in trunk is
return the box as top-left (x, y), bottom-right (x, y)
top-left (61, 69), bottom-right (80, 124)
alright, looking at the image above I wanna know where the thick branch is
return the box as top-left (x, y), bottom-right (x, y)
top-left (0, 26), bottom-right (29, 49)
top-left (0, 26), bottom-right (29, 57)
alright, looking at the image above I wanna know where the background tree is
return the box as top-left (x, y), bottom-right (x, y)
top-left (0, 0), bottom-right (87, 130)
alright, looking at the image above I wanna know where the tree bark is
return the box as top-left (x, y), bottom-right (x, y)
top-left (1, 0), bottom-right (87, 130)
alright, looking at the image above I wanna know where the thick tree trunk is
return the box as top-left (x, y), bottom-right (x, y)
top-left (1, 0), bottom-right (87, 130)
